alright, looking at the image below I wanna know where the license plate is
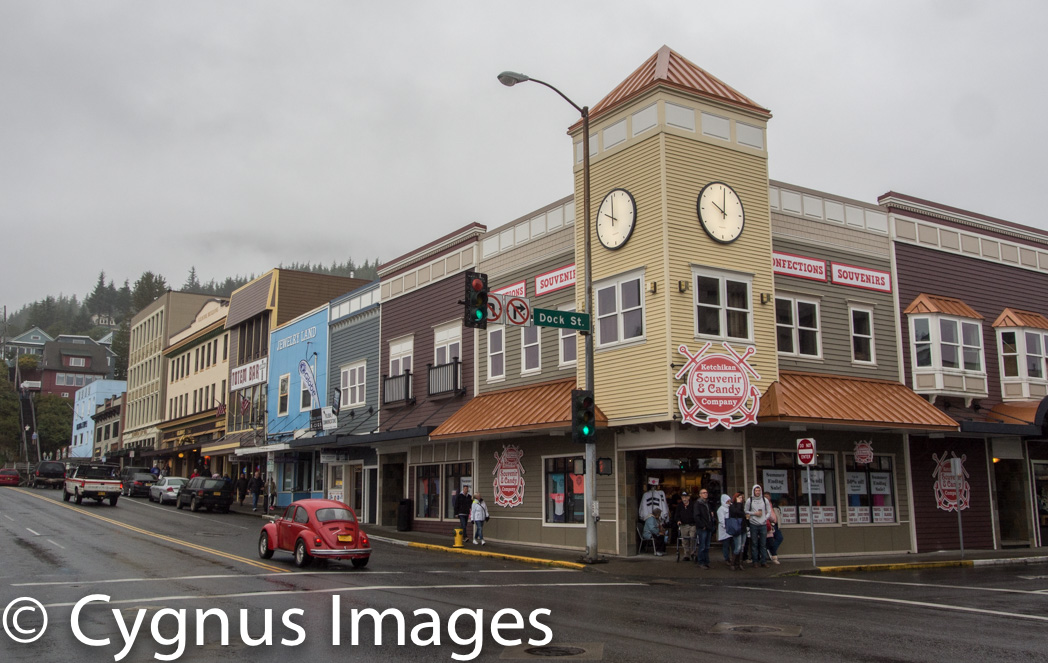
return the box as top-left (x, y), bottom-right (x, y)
top-left (338, 535), bottom-right (353, 543)
top-left (214, 492), bottom-right (222, 496)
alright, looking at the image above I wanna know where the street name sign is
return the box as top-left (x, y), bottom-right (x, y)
top-left (533, 308), bottom-right (591, 331)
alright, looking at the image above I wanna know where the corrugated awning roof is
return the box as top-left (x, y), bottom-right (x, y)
top-left (758, 371), bottom-right (958, 431)
top-left (903, 293), bottom-right (982, 320)
top-left (992, 308), bottom-right (1048, 330)
top-left (430, 378), bottom-right (607, 441)
top-left (574, 45), bottom-right (770, 131)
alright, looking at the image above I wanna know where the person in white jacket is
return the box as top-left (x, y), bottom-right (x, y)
top-left (716, 494), bottom-right (732, 568)
top-left (470, 494), bottom-right (490, 545)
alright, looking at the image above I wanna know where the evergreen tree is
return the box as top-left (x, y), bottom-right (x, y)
top-left (111, 319), bottom-right (130, 380)
top-left (0, 373), bottom-right (21, 465)
top-left (131, 272), bottom-right (168, 312)
top-left (184, 266), bottom-right (202, 292)
top-left (34, 394), bottom-right (73, 457)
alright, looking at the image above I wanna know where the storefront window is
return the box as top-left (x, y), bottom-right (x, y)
top-left (444, 462), bottom-right (473, 519)
top-left (545, 457), bottom-right (585, 524)
top-left (279, 453), bottom-right (314, 492)
top-left (415, 464), bottom-right (441, 518)
top-left (844, 455), bottom-right (895, 523)
top-left (756, 451), bottom-right (838, 525)
top-left (330, 465), bottom-right (344, 501)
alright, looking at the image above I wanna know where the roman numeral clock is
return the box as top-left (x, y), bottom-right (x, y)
top-left (697, 181), bottom-right (745, 244)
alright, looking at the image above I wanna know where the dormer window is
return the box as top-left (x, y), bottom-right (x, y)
top-left (993, 308), bottom-right (1048, 401)
top-left (904, 293), bottom-right (987, 404)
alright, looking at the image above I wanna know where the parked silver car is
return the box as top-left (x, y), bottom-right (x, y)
top-left (149, 477), bottom-right (188, 504)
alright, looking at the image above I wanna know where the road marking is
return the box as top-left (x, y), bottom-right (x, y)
top-left (13, 568), bottom-right (568, 587)
top-left (10, 488), bottom-right (287, 574)
top-left (119, 496), bottom-right (250, 529)
top-left (14, 570), bottom-right (406, 587)
top-left (808, 574), bottom-right (1048, 596)
top-left (734, 584), bottom-right (1048, 623)
top-left (26, 528), bottom-right (40, 536)
top-left (3, 514), bottom-right (14, 521)
top-left (41, 581), bottom-right (643, 609)
top-left (47, 539), bottom-right (66, 550)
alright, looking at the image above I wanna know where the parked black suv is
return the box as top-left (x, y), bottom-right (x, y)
top-left (176, 477), bottom-right (234, 512)
top-left (32, 461), bottom-right (66, 489)
top-left (119, 466), bottom-right (152, 487)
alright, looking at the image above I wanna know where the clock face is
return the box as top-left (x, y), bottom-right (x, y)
top-left (596, 188), bottom-right (636, 250)
top-left (697, 182), bottom-right (745, 244)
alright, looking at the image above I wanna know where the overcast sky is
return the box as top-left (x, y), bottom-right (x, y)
top-left (2, 1), bottom-right (1045, 315)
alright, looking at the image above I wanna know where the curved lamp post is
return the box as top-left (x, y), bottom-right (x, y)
top-left (499, 71), bottom-right (598, 563)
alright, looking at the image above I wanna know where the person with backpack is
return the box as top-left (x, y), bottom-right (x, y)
top-left (727, 492), bottom-right (748, 570)
top-left (745, 484), bottom-right (773, 567)
top-left (469, 493), bottom-right (490, 545)
top-left (247, 470), bottom-right (262, 511)
top-left (716, 494), bottom-right (733, 568)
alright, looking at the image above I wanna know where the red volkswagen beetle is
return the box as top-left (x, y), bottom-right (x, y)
top-left (258, 499), bottom-right (371, 568)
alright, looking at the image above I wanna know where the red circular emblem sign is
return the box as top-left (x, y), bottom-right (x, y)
top-left (797, 438), bottom-right (816, 465)
top-left (687, 355), bottom-right (748, 416)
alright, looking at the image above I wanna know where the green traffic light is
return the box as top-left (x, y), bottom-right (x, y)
top-left (474, 309), bottom-right (484, 321)
top-left (581, 425), bottom-right (590, 435)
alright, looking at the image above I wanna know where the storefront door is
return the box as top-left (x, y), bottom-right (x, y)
top-left (1034, 461), bottom-right (1048, 547)
top-left (994, 459), bottom-right (1031, 546)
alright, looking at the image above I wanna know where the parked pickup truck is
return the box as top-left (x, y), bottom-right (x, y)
top-left (64, 464), bottom-right (121, 506)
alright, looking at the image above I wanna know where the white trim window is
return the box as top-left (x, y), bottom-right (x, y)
top-left (997, 328), bottom-right (1048, 400)
top-left (775, 296), bottom-right (821, 358)
top-left (908, 314), bottom-right (986, 398)
top-left (433, 322), bottom-right (461, 367)
top-left (488, 326), bottom-right (505, 380)
top-left (69, 357), bottom-right (86, 367)
top-left (595, 269), bottom-right (644, 348)
top-left (694, 268), bottom-right (752, 342)
top-left (278, 373), bottom-right (290, 416)
top-left (341, 360), bottom-right (366, 408)
top-left (389, 336), bottom-right (413, 376)
top-left (521, 325), bottom-right (540, 374)
top-left (559, 305), bottom-right (577, 368)
top-left (849, 305), bottom-right (876, 365)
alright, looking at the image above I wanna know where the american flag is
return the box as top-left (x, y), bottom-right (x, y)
top-left (216, 402), bottom-right (226, 417)
top-left (240, 394), bottom-right (251, 415)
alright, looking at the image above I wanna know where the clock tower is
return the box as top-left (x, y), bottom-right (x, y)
top-left (571, 46), bottom-right (777, 426)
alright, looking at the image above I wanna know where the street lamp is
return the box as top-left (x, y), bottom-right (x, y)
top-left (499, 70), bottom-right (599, 563)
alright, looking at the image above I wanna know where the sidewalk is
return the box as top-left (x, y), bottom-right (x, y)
top-left (226, 503), bottom-right (1048, 578)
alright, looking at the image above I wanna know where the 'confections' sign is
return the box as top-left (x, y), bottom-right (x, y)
top-left (773, 252), bottom-right (827, 281)
top-left (675, 342), bottom-right (760, 429)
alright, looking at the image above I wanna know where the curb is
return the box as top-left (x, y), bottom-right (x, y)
top-left (799, 555), bottom-right (1048, 574)
top-left (369, 536), bottom-right (587, 570)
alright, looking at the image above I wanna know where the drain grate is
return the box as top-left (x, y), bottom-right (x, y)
top-left (501, 642), bottom-right (604, 660)
top-left (709, 622), bottom-right (802, 637)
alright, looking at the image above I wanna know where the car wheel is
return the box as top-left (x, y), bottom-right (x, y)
top-left (258, 532), bottom-right (273, 559)
top-left (191, 497), bottom-right (200, 512)
top-left (351, 557), bottom-right (369, 569)
top-left (74, 489), bottom-right (83, 505)
top-left (63, 489), bottom-right (70, 502)
top-left (294, 540), bottom-right (313, 568)
top-left (109, 495), bottom-right (118, 507)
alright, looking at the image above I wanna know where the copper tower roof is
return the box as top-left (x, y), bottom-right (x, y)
top-left (580, 45), bottom-right (770, 128)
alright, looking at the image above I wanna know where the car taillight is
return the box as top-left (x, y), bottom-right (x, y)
top-left (36, 471), bottom-right (41, 476)
top-left (167, 487), bottom-right (174, 492)
top-left (198, 490), bottom-right (205, 496)
top-left (134, 481), bottom-right (142, 486)
top-left (360, 533), bottom-right (369, 546)
top-left (314, 537), bottom-right (322, 546)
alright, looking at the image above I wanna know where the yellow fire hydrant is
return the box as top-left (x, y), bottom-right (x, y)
top-left (453, 528), bottom-right (465, 548)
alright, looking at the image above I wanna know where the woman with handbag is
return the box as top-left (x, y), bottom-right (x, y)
top-left (727, 492), bottom-right (747, 571)
top-left (766, 502), bottom-right (784, 564)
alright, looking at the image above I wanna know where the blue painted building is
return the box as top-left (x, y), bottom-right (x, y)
top-left (266, 305), bottom-right (329, 507)
top-left (70, 379), bottom-right (127, 458)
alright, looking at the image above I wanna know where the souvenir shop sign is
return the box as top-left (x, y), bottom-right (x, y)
top-left (493, 445), bottom-right (526, 508)
top-left (933, 451), bottom-right (970, 512)
top-left (675, 342), bottom-right (761, 429)
top-left (854, 440), bottom-right (874, 465)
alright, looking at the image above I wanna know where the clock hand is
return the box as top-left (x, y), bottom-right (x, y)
top-left (711, 201), bottom-right (726, 216)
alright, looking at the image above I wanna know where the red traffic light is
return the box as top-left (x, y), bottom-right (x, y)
top-left (471, 278), bottom-right (485, 292)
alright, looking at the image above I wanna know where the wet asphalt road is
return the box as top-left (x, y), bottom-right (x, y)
top-left (2, 485), bottom-right (1048, 662)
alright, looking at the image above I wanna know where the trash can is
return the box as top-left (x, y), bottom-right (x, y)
top-left (397, 499), bottom-right (413, 532)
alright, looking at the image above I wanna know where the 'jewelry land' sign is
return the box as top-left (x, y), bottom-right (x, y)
top-left (675, 343), bottom-right (761, 429)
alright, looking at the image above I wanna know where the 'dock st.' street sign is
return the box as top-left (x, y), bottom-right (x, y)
top-left (533, 308), bottom-right (591, 331)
